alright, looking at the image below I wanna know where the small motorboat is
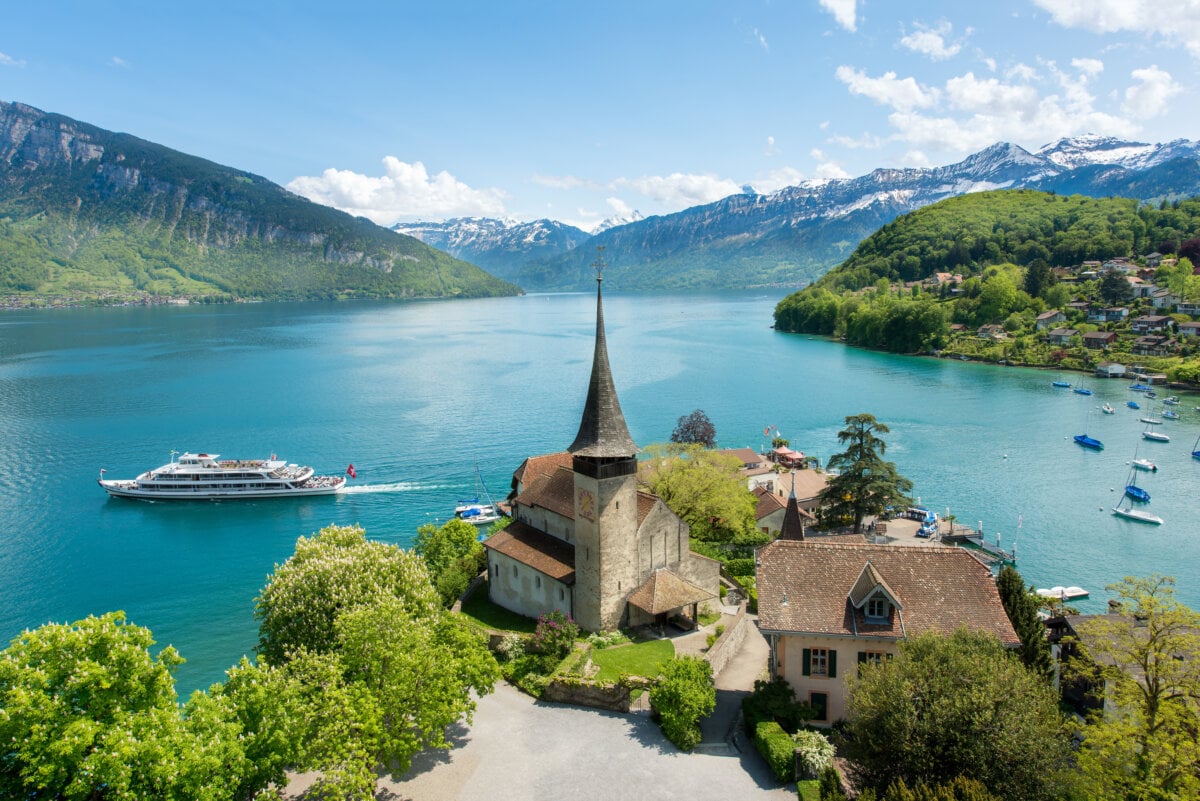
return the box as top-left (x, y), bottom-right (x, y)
top-left (1163, 396), bottom-right (1180, 405)
top-left (1132, 458), bottom-right (1157, 472)
top-left (1127, 400), bottom-right (1140, 409)
top-left (1074, 433), bottom-right (1104, 450)
top-left (1101, 403), bottom-right (1116, 415)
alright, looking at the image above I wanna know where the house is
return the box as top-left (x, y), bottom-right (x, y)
top-left (1088, 306), bottom-right (1128, 323)
top-left (1083, 331), bottom-right (1118, 350)
top-left (485, 276), bottom-right (720, 632)
top-left (750, 468), bottom-right (831, 518)
top-left (755, 541), bottom-right (1019, 726)
top-left (753, 486), bottom-right (817, 537)
top-left (1130, 315), bottom-right (1172, 333)
top-left (1145, 252), bottom-right (1164, 268)
top-left (1045, 327), bottom-right (1077, 346)
top-left (1103, 258), bottom-right (1137, 273)
top-left (1131, 335), bottom-right (1176, 357)
top-left (1036, 310), bottom-right (1067, 331)
top-left (1129, 278), bottom-right (1158, 299)
top-left (1177, 302), bottom-right (1200, 316)
top-left (977, 324), bottom-right (1006, 340)
top-left (1179, 322), bottom-right (1200, 338)
top-left (1150, 289), bottom-right (1181, 309)
top-left (717, 447), bottom-right (776, 487)
top-left (1094, 361), bottom-right (1127, 378)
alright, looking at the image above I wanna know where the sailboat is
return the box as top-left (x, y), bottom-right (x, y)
top-left (1073, 407), bottom-right (1104, 450)
top-left (1123, 450), bottom-right (1151, 502)
top-left (453, 461), bottom-right (501, 526)
top-left (1141, 420), bottom-right (1170, 442)
top-left (1073, 383), bottom-right (1093, 396)
top-left (1113, 451), bottom-right (1163, 524)
top-left (1192, 432), bottom-right (1200, 461)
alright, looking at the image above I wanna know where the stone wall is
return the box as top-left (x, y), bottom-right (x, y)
top-left (541, 678), bottom-right (632, 712)
top-left (703, 601), bottom-right (749, 676)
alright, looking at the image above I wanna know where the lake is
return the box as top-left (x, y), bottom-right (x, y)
top-left (3, 291), bottom-right (1198, 694)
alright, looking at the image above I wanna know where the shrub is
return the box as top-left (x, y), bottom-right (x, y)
top-left (500, 651), bottom-right (558, 698)
top-left (743, 677), bottom-right (816, 735)
top-left (719, 584), bottom-right (728, 600)
top-left (530, 609), bottom-right (578, 658)
top-left (585, 629), bottom-right (629, 649)
top-left (817, 766), bottom-right (847, 801)
top-left (793, 729), bottom-right (835, 779)
top-left (650, 656), bottom-right (716, 751)
top-left (798, 779), bottom-right (821, 801)
top-left (494, 632), bottom-right (525, 663)
top-left (725, 557), bottom-right (757, 576)
top-left (756, 720), bottom-right (797, 782)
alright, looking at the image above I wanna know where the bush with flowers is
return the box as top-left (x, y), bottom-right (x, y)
top-left (530, 609), bottom-right (579, 659)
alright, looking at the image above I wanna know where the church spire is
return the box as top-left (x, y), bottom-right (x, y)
top-left (780, 478), bottom-right (805, 541)
top-left (568, 249), bottom-right (637, 458)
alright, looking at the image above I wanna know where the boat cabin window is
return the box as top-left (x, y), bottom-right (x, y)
top-left (866, 594), bottom-right (889, 621)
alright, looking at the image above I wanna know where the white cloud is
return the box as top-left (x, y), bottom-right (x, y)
top-left (0, 51), bottom-right (25, 67)
top-left (1072, 57), bottom-right (1104, 77)
top-left (899, 21), bottom-right (961, 61)
top-left (286, 157), bottom-right (507, 225)
top-left (945, 72), bottom-right (1039, 117)
top-left (764, 135), bottom-right (779, 157)
top-left (1006, 63), bottom-right (1038, 82)
top-left (532, 173), bottom-right (598, 190)
top-left (810, 148), bottom-right (850, 180)
top-left (819, 0), bottom-right (857, 32)
top-left (835, 66), bottom-right (939, 111)
top-left (111, 56), bottom-right (129, 68)
top-left (1032, 0), bottom-right (1200, 57)
top-left (1122, 65), bottom-right (1182, 117)
top-left (828, 132), bottom-right (884, 149)
top-left (754, 27), bottom-right (769, 51)
top-left (616, 172), bottom-right (742, 208)
top-left (754, 166), bottom-right (808, 194)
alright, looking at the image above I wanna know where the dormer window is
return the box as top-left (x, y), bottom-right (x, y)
top-left (866, 594), bottom-right (889, 621)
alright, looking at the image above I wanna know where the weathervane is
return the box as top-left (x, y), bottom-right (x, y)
top-left (592, 246), bottom-right (606, 283)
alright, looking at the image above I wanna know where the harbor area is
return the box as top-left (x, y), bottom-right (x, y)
top-left (860, 514), bottom-right (1016, 569)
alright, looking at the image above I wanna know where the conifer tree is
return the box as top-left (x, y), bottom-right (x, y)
top-left (996, 564), bottom-right (1052, 677)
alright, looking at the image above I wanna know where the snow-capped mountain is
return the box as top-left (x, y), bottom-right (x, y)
top-left (403, 135), bottom-right (1200, 291)
top-left (392, 217), bottom-right (590, 283)
top-left (593, 209), bottom-right (644, 234)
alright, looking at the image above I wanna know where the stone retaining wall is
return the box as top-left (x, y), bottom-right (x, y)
top-left (702, 601), bottom-right (749, 676)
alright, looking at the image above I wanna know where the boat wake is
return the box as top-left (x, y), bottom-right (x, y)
top-left (341, 481), bottom-right (444, 495)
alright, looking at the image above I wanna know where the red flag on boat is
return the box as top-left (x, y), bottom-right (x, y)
top-left (346, 464), bottom-right (356, 479)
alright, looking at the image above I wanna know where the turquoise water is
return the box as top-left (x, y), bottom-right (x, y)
top-left (3, 292), bottom-right (1199, 694)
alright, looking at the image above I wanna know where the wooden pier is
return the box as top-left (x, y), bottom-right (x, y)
top-left (940, 523), bottom-right (1016, 568)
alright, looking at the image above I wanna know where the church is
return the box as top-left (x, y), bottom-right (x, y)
top-left (483, 268), bottom-right (721, 632)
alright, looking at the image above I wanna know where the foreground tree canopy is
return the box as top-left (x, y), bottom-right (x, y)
top-left (844, 628), bottom-right (1071, 801)
top-left (1069, 575), bottom-right (1200, 801)
top-left (820, 413), bottom-right (913, 533)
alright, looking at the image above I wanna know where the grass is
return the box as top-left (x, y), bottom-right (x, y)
top-left (457, 582), bottom-right (538, 633)
top-left (589, 638), bottom-right (675, 682)
top-left (797, 779), bottom-right (820, 801)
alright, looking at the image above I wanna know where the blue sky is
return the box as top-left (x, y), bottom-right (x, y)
top-left (2, 1), bottom-right (1198, 231)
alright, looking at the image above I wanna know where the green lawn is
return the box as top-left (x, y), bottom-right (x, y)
top-left (589, 638), bottom-right (675, 682)
top-left (457, 583), bottom-right (538, 633)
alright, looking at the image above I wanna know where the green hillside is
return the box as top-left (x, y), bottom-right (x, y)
top-left (0, 102), bottom-right (519, 304)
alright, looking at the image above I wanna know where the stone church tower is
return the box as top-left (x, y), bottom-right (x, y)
top-left (569, 267), bottom-right (639, 632)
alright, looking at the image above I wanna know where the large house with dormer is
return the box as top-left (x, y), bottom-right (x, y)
top-left (755, 540), bottom-right (1018, 725)
top-left (483, 272), bottom-right (720, 632)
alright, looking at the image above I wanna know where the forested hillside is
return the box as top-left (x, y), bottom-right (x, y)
top-left (0, 102), bottom-right (519, 304)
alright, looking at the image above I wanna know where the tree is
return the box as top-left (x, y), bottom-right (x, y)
top-left (649, 655), bottom-right (716, 751)
top-left (638, 443), bottom-right (757, 542)
top-left (256, 523), bottom-right (440, 663)
top-left (996, 565), bottom-right (1052, 676)
top-left (1023, 258), bottom-right (1054, 299)
top-left (0, 612), bottom-right (263, 801)
top-left (255, 524), bottom-right (500, 800)
top-left (670, 408), bottom-right (717, 448)
top-left (1180, 236), bottom-right (1200, 265)
top-left (1099, 270), bottom-right (1134, 305)
top-left (1069, 575), bottom-right (1200, 801)
top-left (844, 628), bottom-right (1071, 801)
top-left (414, 518), bottom-right (486, 605)
top-left (820, 414), bottom-right (913, 533)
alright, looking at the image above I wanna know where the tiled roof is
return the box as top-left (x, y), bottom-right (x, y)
top-left (626, 568), bottom-right (716, 615)
top-left (636, 491), bottom-right (657, 526)
top-left (513, 452), bottom-right (572, 494)
top-left (753, 486), bottom-right (816, 522)
top-left (484, 520), bottom-right (576, 583)
top-left (756, 540), bottom-right (1018, 645)
top-left (775, 469), bottom-right (829, 501)
top-left (516, 465), bottom-right (576, 520)
top-left (716, 447), bottom-right (761, 467)
top-left (847, 562), bottom-right (902, 609)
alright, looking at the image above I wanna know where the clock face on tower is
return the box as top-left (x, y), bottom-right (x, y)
top-left (577, 487), bottom-right (596, 522)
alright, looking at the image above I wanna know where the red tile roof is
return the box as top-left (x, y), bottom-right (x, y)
top-left (516, 465), bottom-right (576, 520)
top-left (627, 568), bottom-right (716, 615)
top-left (512, 452), bottom-right (573, 494)
top-left (484, 520), bottom-right (576, 583)
top-left (756, 540), bottom-right (1018, 645)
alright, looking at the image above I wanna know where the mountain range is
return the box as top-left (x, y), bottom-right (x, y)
top-left (397, 136), bottom-right (1200, 292)
top-left (0, 101), bottom-right (518, 302)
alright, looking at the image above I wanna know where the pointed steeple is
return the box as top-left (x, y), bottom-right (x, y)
top-left (569, 250), bottom-right (637, 458)
top-left (780, 478), bottom-right (805, 541)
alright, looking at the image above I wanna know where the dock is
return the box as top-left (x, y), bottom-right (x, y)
top-left (940, 524), bottom-right (1016, 567)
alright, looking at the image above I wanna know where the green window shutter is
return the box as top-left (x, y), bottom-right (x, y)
top-left (829, 649), bottom-right (837, 679)
top-left (802, 648), bottom-right (811, 676)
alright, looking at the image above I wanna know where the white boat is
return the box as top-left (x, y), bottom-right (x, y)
top-left (1163, 396), bottom-right (1179, 405)
top-left (1100, 403), bottom-right (1116, 415)
top-left (1162, 409), bottom-right (1179, 420)
top-left (1142, 428), bottom-right (1170, 443)
top-left (1139, 417), bottom-right (1162, 425)
top-left (454, 461), bottom-right (501, 526)
top-left (1112, 505), bottom-right (1164, 525)
top-left (1036, 586), bottom-right (1090, 600)
top-left (1132, 458), bottom-right (1157, 472)
top-left (98, 452), bottom-right (346, 500)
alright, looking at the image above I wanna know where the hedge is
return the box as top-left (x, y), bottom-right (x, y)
top-left (755, 720), bottom-right (797, 782)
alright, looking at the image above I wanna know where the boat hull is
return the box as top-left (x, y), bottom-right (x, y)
top-left (1112, 507), bottom-right (1163, 525)
top-left (98, 478), bottom-right (345, 500)
top-left (1074, 434), bottom-right (1103, 450)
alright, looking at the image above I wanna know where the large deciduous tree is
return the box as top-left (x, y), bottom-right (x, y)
top-left (819, 413), bottom-right (912, 533)
top-left (1069, 575), bottom-right (1200, 801)
top-left (639, 443), bottom-right (757, 542)
top-left (845, 629), bottom-right (1071, 801)
top-left (670, 408), bottom-right (717, 448)
top-left (255, 524), bottom-right (500, 800)
top-left (996, 565), bottom-right (1052, 677)
top-left (414, 517), bottom-right (487, 605)
top-left (0, 612), bottom-right (263, 801)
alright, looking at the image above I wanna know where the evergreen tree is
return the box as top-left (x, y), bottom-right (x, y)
top-left (996, 565), bottom-right (1052, 676)
top-left (820, 414), bottom-right (913, 533)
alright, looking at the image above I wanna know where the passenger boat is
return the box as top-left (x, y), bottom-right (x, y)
top-left (98, 452), bottom-right (347, 499)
